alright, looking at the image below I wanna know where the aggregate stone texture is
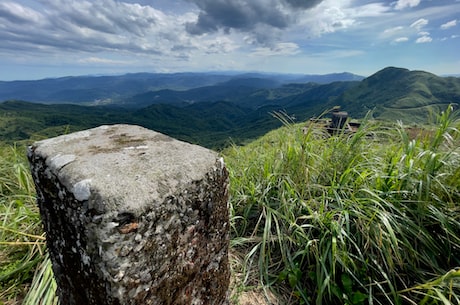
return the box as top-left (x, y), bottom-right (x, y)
top-left (28, 124), bottom-right (230, 305)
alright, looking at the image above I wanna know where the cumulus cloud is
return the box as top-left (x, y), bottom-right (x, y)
top-left (185, 0), bottom-right (324, 35)
top-left (410, 18), bottom-right (428, 30)
top-left (441, 19), bottom-right (457, 30)
top-left (416, 35), bottom-right (432, 43)
top-left (415, 29), bottom-right (432, 43)
top-left (394, 0), bottom-right (421, 10)
top-left (294, 0), bottom-right (359, 37)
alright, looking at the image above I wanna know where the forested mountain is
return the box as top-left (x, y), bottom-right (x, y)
top-left (335, 67), bottom-right (460, 122)
top-left (0, 67), bottom-right (459, 149)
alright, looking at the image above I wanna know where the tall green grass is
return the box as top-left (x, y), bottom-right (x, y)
top-left (225, 106), bottom-right (460, 304)
top-left (0, 145), bottom-right (47, 304)
top-left (2, 107), bottom-right (460, 304)
top-left (0, 144), bottom-right (59, 305)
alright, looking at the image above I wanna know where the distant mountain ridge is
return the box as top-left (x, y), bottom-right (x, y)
top-left (1, 67), bottom-right (459, 149)
top-left (0, 72), bottom-right (365, 104)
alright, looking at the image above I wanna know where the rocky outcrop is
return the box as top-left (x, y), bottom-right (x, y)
top-left (28, 124), bottom-right (230, 305)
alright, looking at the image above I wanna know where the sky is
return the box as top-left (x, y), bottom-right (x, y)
top-left (0, 0), bottom-right (459, 80)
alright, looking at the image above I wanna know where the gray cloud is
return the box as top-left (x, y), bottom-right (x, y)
top-left (0, 0), bottom-right (329, 59)
top-left (43, 0), bottom-right (161, 37)
top-left (0, 0), bottom-right (175, 56)
top-left (186, 0), bottom-right (324, 35)
top-left (282, 0), bottom-right (323, 9)
top-left (0, 2), bottom-right (43, 24)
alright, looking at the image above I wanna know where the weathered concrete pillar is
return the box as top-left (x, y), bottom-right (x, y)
top-left (28, 125), bottom-right (230, 305)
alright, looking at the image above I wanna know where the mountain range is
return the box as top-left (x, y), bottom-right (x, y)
top-left (0, 67), bottom-right (459, 149)
top-left (0, 72), bottom-right (363, 105)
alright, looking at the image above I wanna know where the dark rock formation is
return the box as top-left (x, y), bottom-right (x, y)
top-left (28, 124), bottom-right (230, 305)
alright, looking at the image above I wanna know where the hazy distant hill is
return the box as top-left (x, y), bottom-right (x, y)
top-left (336, 67), bottom-right (460, 122)
top-left (0, 73), bottom-right (234, 104)
top-left (290, 72), bottom-right (364, 84)
top-left (121, 77), bottom-right (282, 108)
top-left (0, 72), bottom-right (364, 105)
top-left (121, 78), bottom-right (360, 109)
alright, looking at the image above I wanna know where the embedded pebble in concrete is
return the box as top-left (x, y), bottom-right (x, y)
top-left (28, 124), bottom-right (230, 305)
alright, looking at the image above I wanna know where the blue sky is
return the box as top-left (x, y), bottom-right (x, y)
top-left (0, 0), bottom-right (459, 80)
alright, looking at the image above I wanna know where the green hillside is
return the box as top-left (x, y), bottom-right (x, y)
top-left (0, 101), bottom-right (130, 143)
top-left (0, 100), bottom-right (289, 149)
top-left (225, 107), bottom-right (460, 304)
top-left (2, 106), bottom-right (460, 304)
top-left (336, 67), bottom-right (460, 122)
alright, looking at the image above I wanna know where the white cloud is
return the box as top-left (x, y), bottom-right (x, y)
top-left (380, 25), bottom-right (407, 42)
top-left (297, 0), bottom-right (357, 37)
top-left (410, 18), bottom-right (428, 30)
top-left (394, 37), bottom-right (409, 43)
top-left (441, 19), bottom-right (457, 30)
top-left (1, 0), bottom-right (460, 79)
top-left (348, 3), bottom-right (391, 17)
top-left (394, 0), bottom-right (421, 10)
top-left (384, 26), bottom-right (404, 34)
top-left (78, 57), bottom-right (134, 65)
top-left (416, 35), bottom-right (432, 43)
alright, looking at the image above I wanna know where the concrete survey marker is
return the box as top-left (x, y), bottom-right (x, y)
top-left (28, 124), bottom-right (230, 305)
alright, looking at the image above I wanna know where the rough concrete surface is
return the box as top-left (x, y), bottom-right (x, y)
top-left (28, 124), bottom-right (230, 305)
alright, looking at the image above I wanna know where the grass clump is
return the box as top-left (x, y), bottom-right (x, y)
top-left (225, 106), bottom-right (460, 304)
top-left (0, 145), bottom-right (47, 304)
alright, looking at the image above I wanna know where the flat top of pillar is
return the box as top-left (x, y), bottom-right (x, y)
top-left (29, 124), bottom-right (221, 214)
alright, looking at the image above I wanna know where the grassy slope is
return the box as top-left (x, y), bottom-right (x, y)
top-left (0, 145), bottom-right (48, 304)
top-left (2, 107), bottom-right (460, 304)
top-left (225, 106), bottom-right (460, 304)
